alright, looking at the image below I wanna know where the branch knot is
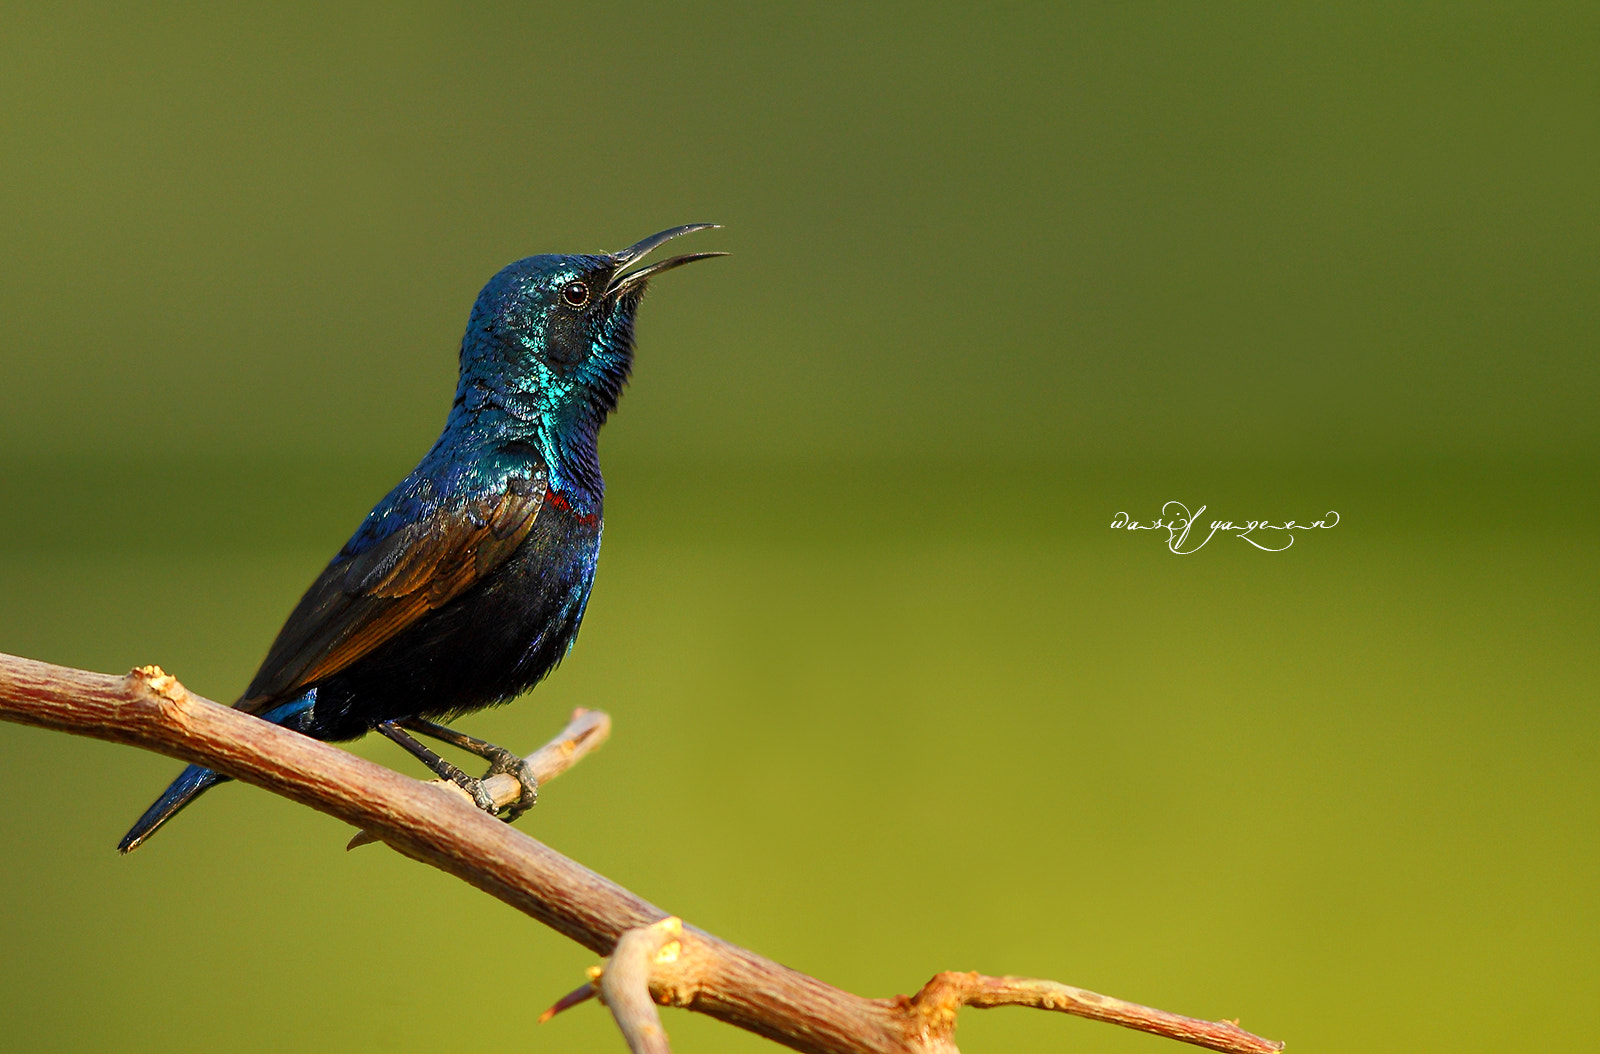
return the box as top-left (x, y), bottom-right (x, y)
top-left (125, 664), bottom-right (197, 724)
top-left (904, 971), bottom-right (975, 1041)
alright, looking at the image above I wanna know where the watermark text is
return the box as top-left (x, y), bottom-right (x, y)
top-left (1110, 502), bottom-right (1339, 554)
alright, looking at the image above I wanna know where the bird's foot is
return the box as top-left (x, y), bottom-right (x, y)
top-left (377, 720), bottom-right (501, 818)
top-left (395, 718), bottom-right (538, 823)
top-left (480, 747), bottom-right (539, 822)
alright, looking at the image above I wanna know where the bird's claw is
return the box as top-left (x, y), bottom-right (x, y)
top-left (466, 778), bottom-right (499, 816)
top-left (440, 769), bottom-right (499, 816)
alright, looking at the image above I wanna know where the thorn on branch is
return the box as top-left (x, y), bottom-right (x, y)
top-left (538, 980), bottom-right (597, 1024)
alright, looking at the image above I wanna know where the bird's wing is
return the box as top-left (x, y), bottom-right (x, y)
top-left (239, 472), bottom-right (546, 711)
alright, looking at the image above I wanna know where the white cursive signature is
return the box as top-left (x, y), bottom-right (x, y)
top-left (1109, 502), bottom-right (1340, 554)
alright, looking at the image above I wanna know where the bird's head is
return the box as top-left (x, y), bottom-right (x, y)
top-left (455, 225), bottom-right (725, 491)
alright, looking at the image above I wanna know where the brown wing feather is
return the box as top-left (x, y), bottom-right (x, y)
top-left (240, 475), bottom-right (545, 711)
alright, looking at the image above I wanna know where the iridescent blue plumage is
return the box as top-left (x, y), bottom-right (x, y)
top-left (118, 226), bottom-right (725, 852)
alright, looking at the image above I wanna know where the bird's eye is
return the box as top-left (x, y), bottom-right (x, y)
top-left (561, 281), bottom-right (589, 308)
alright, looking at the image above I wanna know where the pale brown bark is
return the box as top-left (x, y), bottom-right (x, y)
top-left (0, 651), bottom-right (1282, 1054)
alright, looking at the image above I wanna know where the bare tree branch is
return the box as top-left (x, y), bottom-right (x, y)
top-left (904, 973), bottom-right (1283, 1053)
top-left (0, 651), bottom-right (1284, 1054)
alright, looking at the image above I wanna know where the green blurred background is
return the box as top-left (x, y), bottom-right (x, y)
top-left (1, 4), bottom-right (1596, 1052)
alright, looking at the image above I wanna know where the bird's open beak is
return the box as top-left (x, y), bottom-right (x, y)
top-left (607, 224), bottom-right (728, 294)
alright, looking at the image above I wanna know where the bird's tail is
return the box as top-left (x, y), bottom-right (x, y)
top-left (117, 764), bottom-right (230, 853)
top-left (117, 690), bottom-right (317, 854)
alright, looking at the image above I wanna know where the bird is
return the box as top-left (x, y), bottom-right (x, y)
top-left (118, 224), bottom-right (726, 853)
